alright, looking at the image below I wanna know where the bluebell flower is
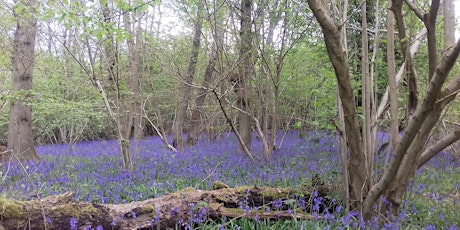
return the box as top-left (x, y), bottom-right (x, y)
top-left (245, 206), bottom-right (250, 215)
top-left (336, 205), bottom-right (342, 213)
top-left (254, 215), bottom-right (260, 224)
top-left (313, 190), bottom-right (318, 197)
top-left (272, 198), bottom-right (283, 209)
top-left (70, 217), bottom-right (77, 230)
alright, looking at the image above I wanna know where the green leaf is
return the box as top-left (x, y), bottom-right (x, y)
top-left (14, 3), bottom-right (25, 15)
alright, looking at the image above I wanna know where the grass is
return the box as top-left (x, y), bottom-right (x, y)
top-left (0, 131), bottom-right (458, 229)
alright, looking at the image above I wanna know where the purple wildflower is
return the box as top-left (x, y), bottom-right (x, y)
top-left (254, 215), bottom-right (260, 224)
top-left (245, 206), bottom-right (250, 215)
top-left (273, 198), bottom-right (283, 209)
top-left (70, 217), bottom-right (77, 230)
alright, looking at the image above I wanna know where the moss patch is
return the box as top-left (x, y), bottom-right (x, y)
top-left (55, 202), bottom-right (99, 218)
top-left (212, 181), bottom-right (230, 190)
top-left (0, 197), bottom-right (23, 219)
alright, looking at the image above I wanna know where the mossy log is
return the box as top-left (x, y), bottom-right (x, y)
top-left (0, 184), bottom-right (337, 230)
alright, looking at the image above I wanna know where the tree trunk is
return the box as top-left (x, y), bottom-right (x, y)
top-left (386, 2), bottom-right (400, 152)
top-left (305, 0), bottom-right (460, 221)
top-left (384, 46), bottom-right (460, 213)
top-left (126, 12), bottom-right (144, 141)
top-left (237, 0), bottom-right (254, 153)
top-left (338, 0), bottom-right (350, 212)
top-left (392, 1), bottom-right (419, 118)
top-left (6, 0), bottom-right (40, 161)
top-left (443, 0), bottom-right (456, 50)
top-left (426, 0), bottom-right (440, 80)
top-left (186, 48), bottom-right (216, 146)
top-left (360, 0), bottom-right (374, 188)
top-left (306, 0), bottom-right (367, 211)
top-left (0, 185), bottom-right (336, 230)
top-left (365, 39), bottom-right (460, 220)
top-left (97, 2), bottom-right (134, 171)
top-left (173, 7), bottom-right (203, 151)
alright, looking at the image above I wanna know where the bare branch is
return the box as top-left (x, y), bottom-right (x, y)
top-left (212, 89), bottom-right (255, 162)
top-left (142, 98), bottom-right (177, 152)
top-left (363, 32), bottom-right (460, 219)
top-left (418, 128), bottom-right (460, 168)
top-left (402, 0), bottom-right (424, 21)
top-left (376, 28), bottom-right (427, 119)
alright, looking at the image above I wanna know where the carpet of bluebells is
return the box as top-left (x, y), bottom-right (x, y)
top-left (0, 131), bottom-right (459, 229)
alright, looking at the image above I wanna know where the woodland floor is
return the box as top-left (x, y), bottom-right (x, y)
top-left (0, 131), bottom-right (459, 229)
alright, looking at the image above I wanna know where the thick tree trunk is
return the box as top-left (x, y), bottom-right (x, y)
top-left (306, 0), bottom-right (367, 211)
top-left (0, 185), bottom-right (336, 230)
top-left (6, 0), bottom-right (40, 161)
top-left (384, 47), bottom-right (460, 213)
top-left (308, 0), bottom-right (460, 221)
top-left (236, 0), bottom-right (254, 153)
top-left (187, 2), bottom-right (225, 146)
top-left (173, 8), bottom-right (203, 151)
top-left (126, 13), bottom-right (144, 141)
top-left (186, 48), bottom-right (216, 146)
top-left (365, 38), bottom-right (460, 220)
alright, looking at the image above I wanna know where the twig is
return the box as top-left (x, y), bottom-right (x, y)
top-left (194, 162), bottom-right (223, 189)
top-left (142, 97), bottom-right (177, 152)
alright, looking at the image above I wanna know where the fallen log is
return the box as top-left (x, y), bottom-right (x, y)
top-left (0, 184), bottom-right (338, 230)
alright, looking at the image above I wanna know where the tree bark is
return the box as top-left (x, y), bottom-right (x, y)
top-left (173, 6), bottom-right (203, 151)
top-left (392, 1), bottom-right (419, 118)
top-left (186, 48), bottom-right (216, 146)
top-left (0, 186), bottom-right (336, 230)
top-left (418, 128), bottom-right (460, 168)
top-left (306, 0), bottom-right (366, 211)
top-left (443, 0), bottom-right (456, 50)
top-left (360, 0), bottom-right (374, 189)
top-left (376, 28), bottom-right (426, 119)
top-left (6, 0), bottom-right (40, 161)
top-left (97, 1), bottom-right (133, 171)
top-left (386, 2), bottom-right (400, 151)
top-left (308, 0), bottom-right (460, 221)
top-left (125, 11), bottom-right (144, 142)
top-left (236, 0), bottom-right (254, 153)
top-left (365, 38), bottom-right (460, 220)
top-left (384, 45), bottom-right (460, 213)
